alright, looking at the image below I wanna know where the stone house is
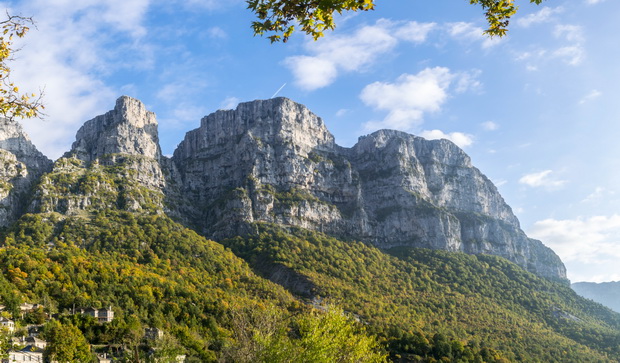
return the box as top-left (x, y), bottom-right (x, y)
top-left (6, 346), bottom-right (44, 362)
top-left (0, 317), bottom-right (15, 333)
top-left (81, 306), bottom-right (114, 323)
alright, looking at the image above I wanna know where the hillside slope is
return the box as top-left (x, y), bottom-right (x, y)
top-left (223, 225), bottom-right (620, 362)
top-left (1, 96), bottom-right (617, 362)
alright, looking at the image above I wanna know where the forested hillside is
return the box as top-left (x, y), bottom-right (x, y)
top-left (2, 213), bottom-right (620, 361)
top-left (224, 225), bottom-right (620, 362)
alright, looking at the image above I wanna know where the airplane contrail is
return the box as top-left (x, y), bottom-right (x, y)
top-left (271, 83), bottom-right (287, 98)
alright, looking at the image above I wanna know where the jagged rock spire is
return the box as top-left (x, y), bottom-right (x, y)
top-left (70, 96), bottom-right (161, 161)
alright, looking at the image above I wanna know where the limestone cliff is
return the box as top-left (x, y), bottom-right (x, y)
top-left (172, 98), bottom-right (566, 281)
top-left (30, 96), bottom-right (172, 216)
top-left (0, 96), bottom-right (567, 281)
top-left (0, 117), bottom-right (52, 226)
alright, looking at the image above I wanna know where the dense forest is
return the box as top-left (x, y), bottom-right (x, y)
top-left (1, 209), bottom-right (619, 361)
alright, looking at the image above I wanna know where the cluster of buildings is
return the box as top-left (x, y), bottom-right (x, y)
top-left (0, 303), bottom-right (114, 363)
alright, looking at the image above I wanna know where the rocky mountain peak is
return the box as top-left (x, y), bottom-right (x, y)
top-left (70, 95), bottom-right (161, 161)
top-left (174, 97), bottom-right (334, 162)
top-left (0, 117), bottom-right (52, 226)
top-left (0, 117), bottom-right (52, 165)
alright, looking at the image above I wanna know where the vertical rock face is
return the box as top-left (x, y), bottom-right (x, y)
top-left (0, 117), bottom-right (53, 226)
top-left (71, 96), bottom-right (161, 161)
top-left (172, 98), bottom-right (567, 281)
top-left (30, 96), bottom-right (172, 216)
top-left (171, 98), bottom-right (343, 233)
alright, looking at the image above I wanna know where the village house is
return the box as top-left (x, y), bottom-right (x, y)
top-left (144, 327), bottom-right (164, 340)
top-left (0, 317), bottom-right (15, 333)
top-left (6, 345), bottom-right (44, 363)
top-left (80, 306), bottom-right (114, 323)
top-left (11, 336), bottom-right (47, 349)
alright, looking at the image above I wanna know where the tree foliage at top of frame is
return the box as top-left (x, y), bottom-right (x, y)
top-left (248, 0), bottom-right (546, 42)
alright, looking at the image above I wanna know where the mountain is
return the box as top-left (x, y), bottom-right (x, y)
top-left (171, 97), bottom-right (565, 281)
top-left (1, 96), bottom-right (619, 362)
top-left (572, 281), bottom-right (620, 313)
top-left (0, 117), bottom-right (52, 226)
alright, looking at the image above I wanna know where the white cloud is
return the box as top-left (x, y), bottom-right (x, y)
top-left (419, 129), bottom-right (474, 148)
top-left (394, 21), bottom-right (437, 43)
top-left (519, 170), bottom-right (567, 188)
top-left (283, 56), bottom-right (338, 91)
top-left (335, 109), bottom-right (349, 117)
top-left (446, 22), bottom-right (502, 49)
top-left (7, 0), bottom-right (154, 159)
top-left (360, 67), bottom-right (480, 131)
top-left (579, 89), bottom-right (602, 104)
top-left (493, 179), bottom-right (508, 187)
top-left (181, 0), bottom-right (241, 10)
top-left (220, 97), bottom-right (240, 110)
top-left (554, 24), bottom-right (585, 43)
top-left (585, 0), bottom-right (606, 4)
top-left (553, 46), bottom-right (585, 65)
top-left (516, 7), bottom-right (563, 28)
top-left (551, 25), bottom-right (585, 65)
top-left (283, 19), bottom-right (437, 90)
top-left (206, 26), bottom-right (228, 40)
top-left (581, 187), bottom-right (614, 204)
top-left (528, 215), bottom-right (620, 281)
top-left (481, 121), bottom-right (498, 131)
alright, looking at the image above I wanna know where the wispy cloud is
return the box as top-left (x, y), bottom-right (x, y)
top-left (220, 96), bottom-right (240, 110)
top-left (445, 22), bottom-right (502, 49)
top-left (420, 129), bottom-right (474, 148)
top-left (206, 26), bottom-right (228, 40)
top-left (519, 170), bottom-right (567, 188)
top-left (481, 121), bottom-right (499, 131)
top-left (360, 67), bottom-right (480, 131)
top-left (552, 25), bottom-right (585, 65)
top-left (579, 89), bottom-right (602, 104)
top-left (516, 7), bottom-right (564, 28)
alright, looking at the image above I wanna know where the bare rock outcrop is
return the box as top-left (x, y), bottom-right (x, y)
top-left (171, 98), bottom-right (567, 281)
top-left (30, 96), bottom-right (173, 216)
top-left (0, 117), bottom-right (52, 226)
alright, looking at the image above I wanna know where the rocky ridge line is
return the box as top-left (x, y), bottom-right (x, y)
top-left (0, 96), bottom-right (567, 281)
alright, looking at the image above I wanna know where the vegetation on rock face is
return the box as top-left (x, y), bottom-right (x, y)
top-left (33, 156), bottom-right (164, 215)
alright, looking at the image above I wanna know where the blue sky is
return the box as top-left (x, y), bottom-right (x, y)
top-left (4, 0), bottom-right (620, 283)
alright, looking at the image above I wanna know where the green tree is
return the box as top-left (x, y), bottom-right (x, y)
top-left (0, 327), bottom-right (11, 361)
top-left (42, 320), bottom-right (94, 363)
top-left (260, 307), bottom-right (387, 363)
top-left (0, 14), bottom-right (43, 119)
top-left (248, 0), bottom-right (546, 42)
